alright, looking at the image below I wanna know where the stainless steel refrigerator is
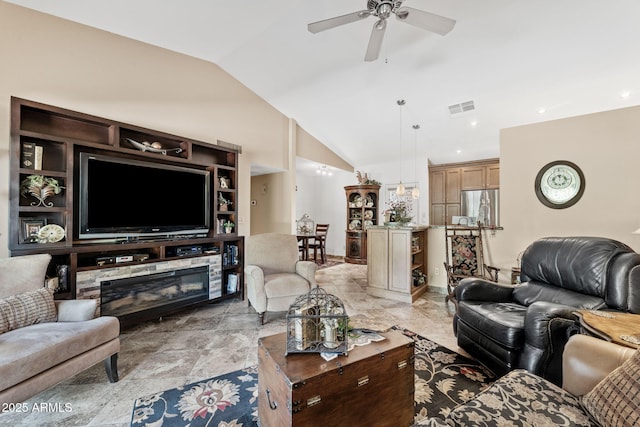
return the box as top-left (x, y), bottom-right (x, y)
top-left (458, 189), bottom-right (500, 227)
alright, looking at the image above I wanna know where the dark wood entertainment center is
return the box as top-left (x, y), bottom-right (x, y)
top-left (9, 97), bottom-right (244, 323)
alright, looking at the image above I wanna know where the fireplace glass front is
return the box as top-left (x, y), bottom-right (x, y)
top-left (101, 265), bottom-right (210, 320)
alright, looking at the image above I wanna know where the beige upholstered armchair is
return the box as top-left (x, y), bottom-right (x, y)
top-left (245, 233), bottom-right (317, 324)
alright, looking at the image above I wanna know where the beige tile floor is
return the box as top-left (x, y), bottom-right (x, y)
top-left (0, 262), bottom-right (460, 427)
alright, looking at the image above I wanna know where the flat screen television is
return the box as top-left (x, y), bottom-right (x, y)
top-left (78, 152), bottom-right (210, 240)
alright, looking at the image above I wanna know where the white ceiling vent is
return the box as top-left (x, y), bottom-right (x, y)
top-left (448, 100), bottom-right (475, 115)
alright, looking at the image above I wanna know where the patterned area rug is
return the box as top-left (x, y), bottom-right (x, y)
top-left (130, 327), bottom-right (495, 426)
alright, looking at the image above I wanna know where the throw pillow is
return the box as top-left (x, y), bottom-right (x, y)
top-left (581, 348), bottom-right (640, 427)
top-left (0, 287), bottom-right (57, 334)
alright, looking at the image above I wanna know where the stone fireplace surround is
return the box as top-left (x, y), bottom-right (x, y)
top-left (76, 255), bottom-right (222, 318)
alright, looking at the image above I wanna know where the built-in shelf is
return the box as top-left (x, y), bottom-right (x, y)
top-left (9, 97), bottom-right (244, 320)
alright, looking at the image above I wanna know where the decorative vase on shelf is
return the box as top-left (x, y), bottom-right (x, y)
top-left (225, 226), bottom-right (233, 234)
top-left (220, 204), bottom-right (228, 211)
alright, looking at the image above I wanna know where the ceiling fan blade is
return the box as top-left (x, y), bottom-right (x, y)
top-left (395, 6), bottom-right (456, 35)
top-left (308, 10), bottom-right (371, 34)
top-left (364, 19), bottom-right (387, 62)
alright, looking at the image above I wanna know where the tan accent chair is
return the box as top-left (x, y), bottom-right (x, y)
top-left (0, 254), bottom-right (120, 405)
top-left (245, 233), bottom-right (317, 324)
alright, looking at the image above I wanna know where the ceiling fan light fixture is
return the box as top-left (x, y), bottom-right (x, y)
top-left (308, 0), bottom-right (455, 62)
top-left (378, 3), bottom-right (393, 19)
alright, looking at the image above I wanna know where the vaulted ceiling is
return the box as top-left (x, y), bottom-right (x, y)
top-left (7, 0), bottom-right (640, 167)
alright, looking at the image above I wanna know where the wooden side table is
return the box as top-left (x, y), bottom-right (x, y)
top-left (574, 310), bottom-right (640, 349)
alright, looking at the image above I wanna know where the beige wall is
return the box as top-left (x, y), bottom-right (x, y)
top-left (0, 2), bottom-right (337, 256)
top-left (428, 104), bottom-right (640, 290)
top-left (250, 173), bottom-right (296, 235)
top-left (296, 124), bottom-right (353, 172)
top-left (496, 104), bottom-right (640, 263)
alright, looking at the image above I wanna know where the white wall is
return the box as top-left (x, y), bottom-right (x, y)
top-left (295, 169), bottom-right (353, 257)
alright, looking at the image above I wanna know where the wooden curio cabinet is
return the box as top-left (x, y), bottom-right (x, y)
top-left (344, 184), bottom-right (380, 264)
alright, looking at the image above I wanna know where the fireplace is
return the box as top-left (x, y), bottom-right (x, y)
top-left (100, 265), bottom-right (210, 323)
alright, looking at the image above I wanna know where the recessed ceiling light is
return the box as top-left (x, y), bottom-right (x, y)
top-left (538, 108), bottom-right (546, 114)
top-left (620, 91), bottom-right (631, 99)
top-left (456, 149), bottom-right (462, 154)
top-left (470, 121), bottom-right (478, 127)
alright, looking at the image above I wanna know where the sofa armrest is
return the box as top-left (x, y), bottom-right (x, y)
top-left (55, 299), bottom-right (97, 322)
top-left (295, 260), bottom-right (318, 287)
top-left (456, 278), bottom-right (514, 302)
top-left (518, 301), bottom-right (578, 385)
top-left (562, 334), bottom-right (635, 396)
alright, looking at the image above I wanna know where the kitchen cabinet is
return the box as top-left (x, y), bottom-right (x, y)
top-left (429, 159), bottom-right (499, 225)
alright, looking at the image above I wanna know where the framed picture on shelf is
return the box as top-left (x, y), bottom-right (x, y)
top-left (20, 218), bottom-right (47, 243)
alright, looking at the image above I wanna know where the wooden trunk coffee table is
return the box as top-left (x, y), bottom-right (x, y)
top-left (258, 329), bottom-right (415, 427)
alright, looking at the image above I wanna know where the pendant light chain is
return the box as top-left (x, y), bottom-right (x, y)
top-left (396, 99), bottom-right (406, 196)
top-left (412, 124), bottom-right (420, 199)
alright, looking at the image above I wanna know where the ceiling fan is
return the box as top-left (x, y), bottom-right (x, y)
top-left (308, 0), bottom-right (456, 62)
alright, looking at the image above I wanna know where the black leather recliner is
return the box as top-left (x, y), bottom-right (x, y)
top-left (453, 236), bottom-right (640, 386)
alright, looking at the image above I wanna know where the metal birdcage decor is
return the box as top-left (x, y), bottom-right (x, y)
top-left (296, 213), bottom-right (314, 235)
top-left (286, 287), bottom-right (349, 355)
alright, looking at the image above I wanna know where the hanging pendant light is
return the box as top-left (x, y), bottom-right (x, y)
top-left (412, 124), bottom-right (420, 200)
top-left (396, 99), bottom-right (406, 196)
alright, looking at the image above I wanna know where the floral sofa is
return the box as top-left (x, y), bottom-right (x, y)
top-left (0, 254), bottom-right (120, 404)
top-left (420, 334), bottom-right (639, 426)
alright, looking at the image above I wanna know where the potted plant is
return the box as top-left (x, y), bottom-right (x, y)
top-left (218, 193), bottom-right (232, 211)
top-left (388, 199), bottom-right (413, 225)
top-left (223, 220), bottom-right (235, 234)
top-left (20, 175), bottom-right (64, 207)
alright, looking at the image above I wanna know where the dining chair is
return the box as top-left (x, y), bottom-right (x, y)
top-left (308, 224), bottom-right (330, 264)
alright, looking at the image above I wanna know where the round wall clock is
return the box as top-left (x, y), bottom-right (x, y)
top-left (534, 161), bottom-right (585, 209)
